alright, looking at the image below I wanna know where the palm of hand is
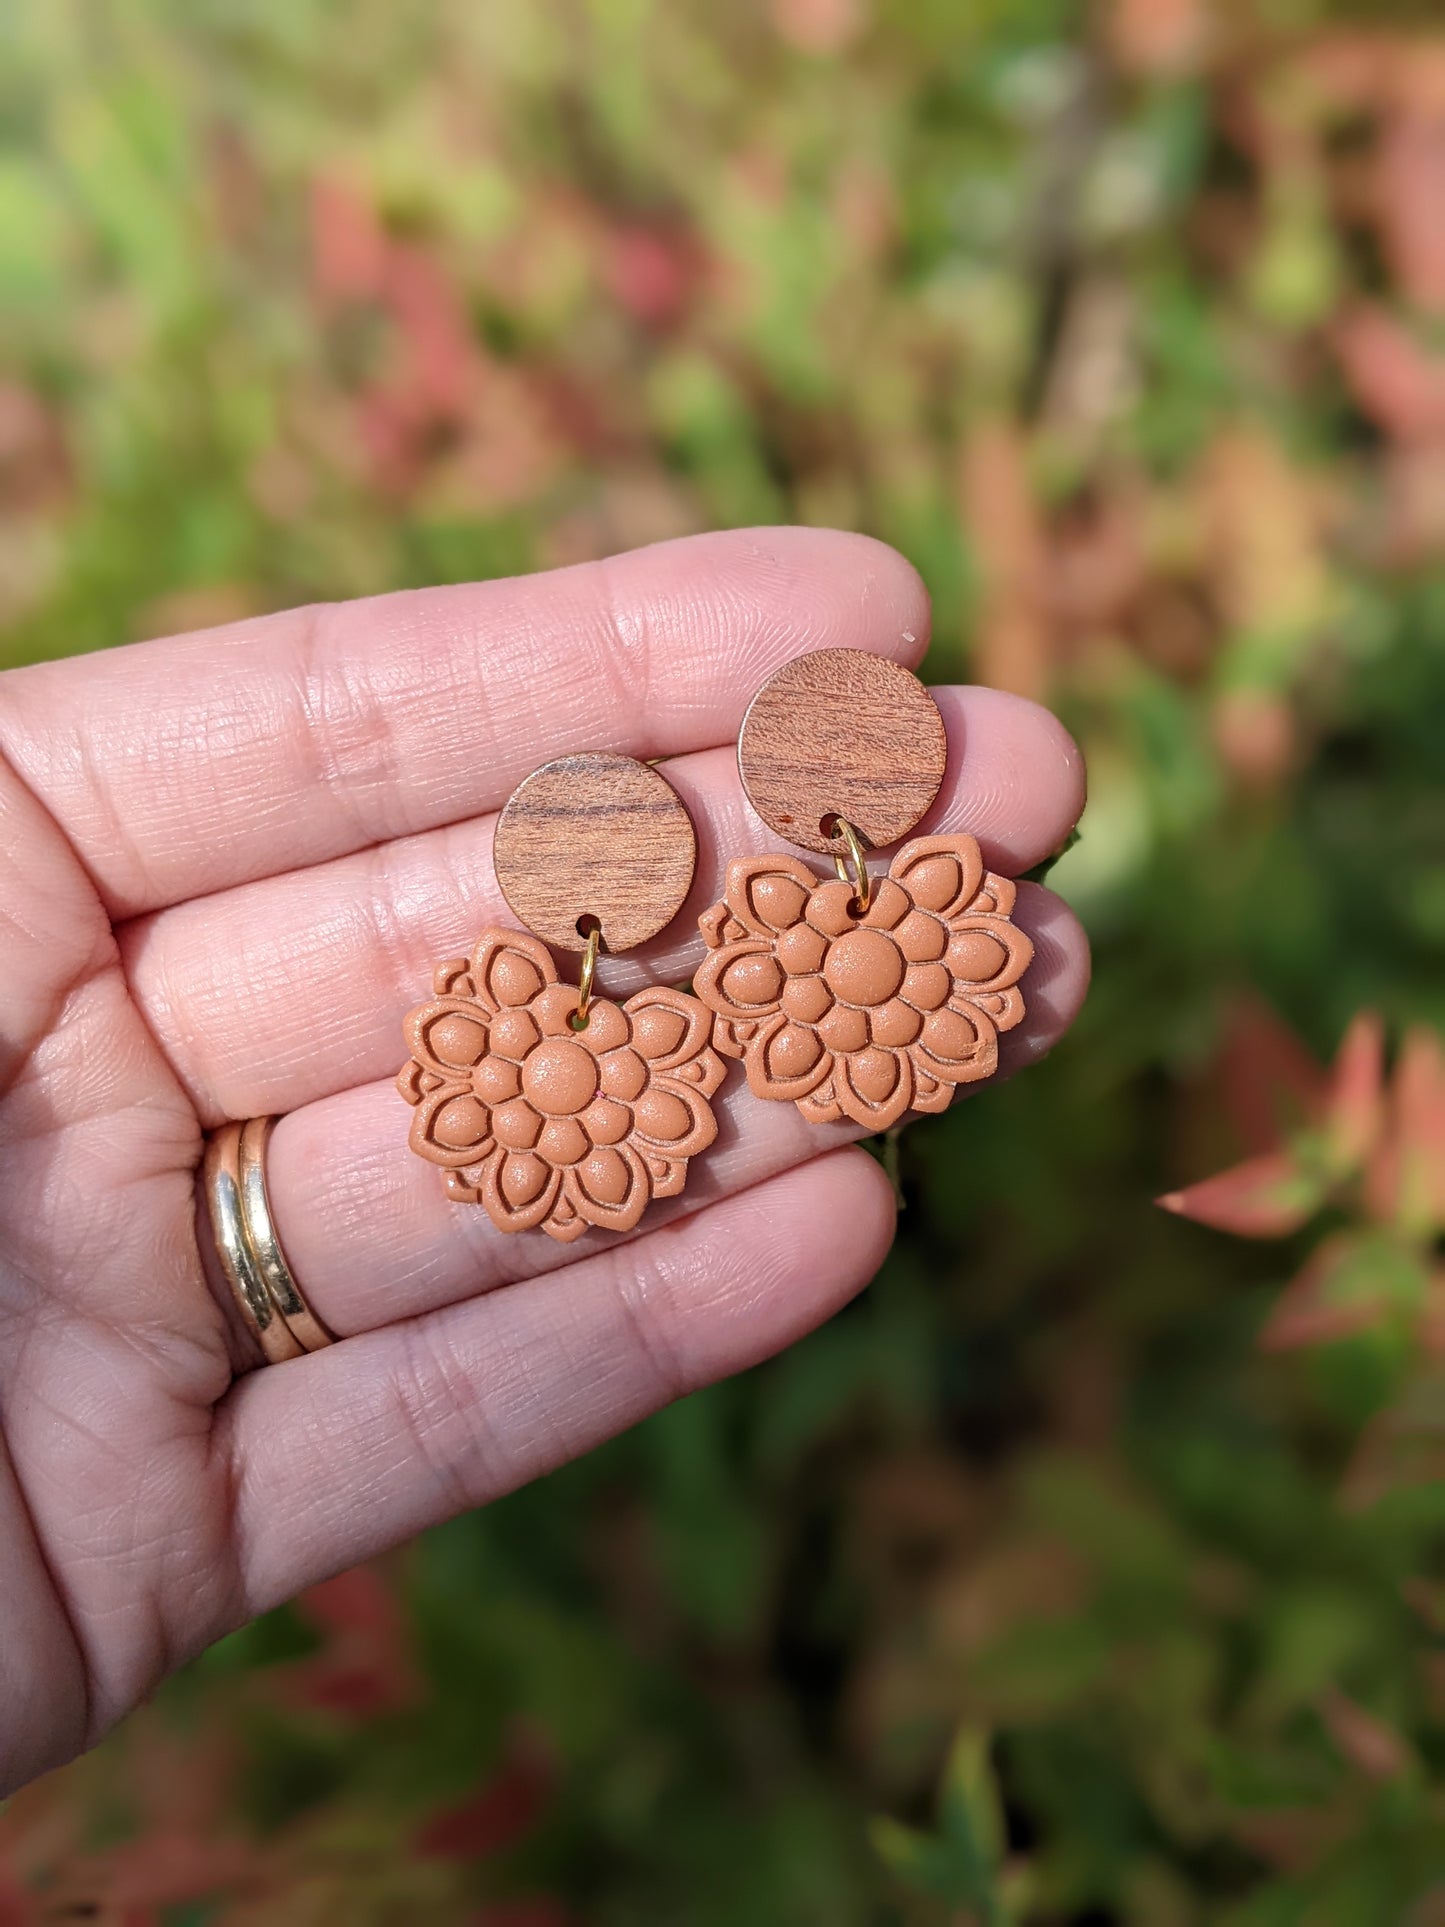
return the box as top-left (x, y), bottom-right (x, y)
top-left (0, 530), bottom-right (1087, 1795)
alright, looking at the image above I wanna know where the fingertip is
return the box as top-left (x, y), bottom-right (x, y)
top-left (927, 685), bottom-right (1087, 873)
top-left (760, 1145), bottom-right (899, 1316)
top-left (688, 525), bottom-right (933, 673)
top-left (998, 881), bottom-right (1091, 1074)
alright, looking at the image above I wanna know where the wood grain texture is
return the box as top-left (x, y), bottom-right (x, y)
top-left (736, 647), bottom-right (947, 854)
top-left (494, 752), bottom-right (696, 953)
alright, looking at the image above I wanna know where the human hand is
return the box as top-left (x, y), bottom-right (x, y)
top-left (0, 529), bottom-right (1087, 1794)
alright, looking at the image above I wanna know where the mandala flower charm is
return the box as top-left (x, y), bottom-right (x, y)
top-left (694, 835), bottom-right (1033, 1131)
top-left (398, 931), bottom-right (725, 1242)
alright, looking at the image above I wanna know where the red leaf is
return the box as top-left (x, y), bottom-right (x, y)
top-left (1157, 1150), bottom-right (1320, 1237)
top-left (1335, 305), bottom-right (1445, 443)
top-left (1323, 1011), bottom-right (1386, 1172)
top-left (0, 1858), bottom-right (36, 1927)
top-left (310, 175), bottom-right (388, 304)
top-left (1217, 993), bottom-right (1326, 1157)
top-left (603, 227), bottom-right (699, 329)
top-left (286, 1564), bottom-right (418, 1718)
top-left (1318, 1687), bottom-right (1415, 1781)
top-left (1378, 102), bottom-right (1445, 316)
top-left (1365, 1026), bottom-right (1445, 1235)
top-left (415, 1743), bottom-right (553, 1862)
top-left (1259, 1234), bottom-right (1380, 1352)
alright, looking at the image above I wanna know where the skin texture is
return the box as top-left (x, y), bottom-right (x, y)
top-left (0, 528), bottom-right (1089, 1796)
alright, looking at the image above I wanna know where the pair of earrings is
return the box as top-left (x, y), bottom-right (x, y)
top-left (397, 648), bottom-right (1034, 1242)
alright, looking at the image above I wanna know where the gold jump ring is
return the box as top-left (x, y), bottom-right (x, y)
top-left (830, 817), bottom-right (872, 914)
top-left (573, 922), bottom-right (601, 1028)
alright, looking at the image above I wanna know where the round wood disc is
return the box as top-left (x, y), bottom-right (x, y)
top-left (494, 752), bottom-right (697, 953)
top-left (737, 648), bottom-right (947, 854)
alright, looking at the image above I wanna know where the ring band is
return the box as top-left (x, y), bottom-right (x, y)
top-left (204, 1117), bottom-right (333, 1363)
top-left (237, 1118), bottom-right (334, 1354)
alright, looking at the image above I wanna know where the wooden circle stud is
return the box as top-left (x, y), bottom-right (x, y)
top-left (494, 752), bottom-right (697, 954)
top-left (737, 647), bottom-right (947, 854)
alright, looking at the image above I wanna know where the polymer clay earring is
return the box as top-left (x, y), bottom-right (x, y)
top-left (693, 649), bottom-right (1034, 1132)
top-left (398, 753), bottom-right (725, 1242)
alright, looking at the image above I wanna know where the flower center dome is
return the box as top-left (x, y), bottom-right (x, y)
top-left (522, 1037), bottom-right (600, 1117)
top-left (822, 927), bottom-right (905, 1008)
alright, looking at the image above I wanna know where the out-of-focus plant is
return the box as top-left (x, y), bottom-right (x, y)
top-left (3, 0), bottom-right (1445, 1921)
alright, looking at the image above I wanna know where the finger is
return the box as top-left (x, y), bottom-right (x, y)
top-left (0, 529), bottom-right (929, 919)
top-left (225, 885), bottom-right (1086, 1341)
top-left (122, 687), bottom-right (1085, 1121)
top-left (220, 1147), bottom-right (897, 1610)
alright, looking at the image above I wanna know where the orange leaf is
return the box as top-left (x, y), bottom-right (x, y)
top-left (1158, 1150), bottom-right (1321, 1238)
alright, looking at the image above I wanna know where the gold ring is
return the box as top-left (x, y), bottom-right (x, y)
top-left (830, 816), bottom-right (872, 914)
top-left (237, 1118), bottom-right (334, 1354)
top-left (203, 1118), bottom-right (333, 1363)
top-left (572, 922), bottom-right (601, 1029)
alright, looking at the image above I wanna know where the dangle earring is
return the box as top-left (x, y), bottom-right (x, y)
top-left (693, 649), bottom-right (1034, 1132)
top-left (398, 753), bottom-right (724, 1242)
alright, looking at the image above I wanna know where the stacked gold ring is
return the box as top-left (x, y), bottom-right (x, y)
top-left (204, 1117), bottom-right (334, 1363)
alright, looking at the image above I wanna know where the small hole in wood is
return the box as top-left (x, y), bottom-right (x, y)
top-left (575, 913), bottom-right (602, 940)
top-left (819, 812), bottom-right (841, 839)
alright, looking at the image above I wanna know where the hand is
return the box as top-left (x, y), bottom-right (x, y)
top-left (0, 528), bottom-right (1087, 1794)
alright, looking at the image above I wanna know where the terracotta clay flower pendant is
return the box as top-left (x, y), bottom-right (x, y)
top-left (693, 646), bottom-right (1033, 1130)
top-left (695, 837), bottom-right (1031, 1130)
top-left (398, 752), bottom-right (724, 1241)
top-left (398, 931), bottom-right (724, 1240)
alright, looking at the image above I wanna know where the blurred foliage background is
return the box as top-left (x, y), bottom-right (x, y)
top-left (3, 0), bottom-right (1445, 1921)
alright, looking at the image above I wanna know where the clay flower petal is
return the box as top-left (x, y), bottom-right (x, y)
top-left (916, 1002), bottom-right (1000, 1085)
top-left (723, 855), bottom-right (818, 936)
top-left (837, 1045), bottom-right (914, 1130)
top-left (470, 930), bottom-right (558, 1012)
top-left (945, 914), bottom-right (1034, 995)
top-left (642, 1154), bottom-right (689, 1199)
top-left (631, 1075), bottom-right (718, 1161)
top-left (860, 876), bottom-right (910, 931)
top-left (410, 1085), bottom-right (494, 1167)
top-left (890, 835), bottom-right (985, 921)
top-left (691, 942), bottom-right (785, 1028)
top-left (402, 997), bottom-right (493, 1080)
top-left (971, 985), bottom-right (1026, 1033)
top-left (971, 872), bottom-right (1017, 917)
top-left (805, 880), bottom-right (862, 937)
top-left (797, 1077), bottom-right (845, 1124)
top-left (397, 1058), bottom-right (444, 1105)
top-left (482, 1147), bottom-right (562, 1233)
top-left (741, 1011), bottom-right (833, 1103)
top-left (432, 957), bottom-right (478, 998)
top-left (626, 985), bottom-right (723, 1082)
top-left (533, 981), bottom-right (584, 1037)
top-left (564, 1141), bottom-right (651, 1233)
